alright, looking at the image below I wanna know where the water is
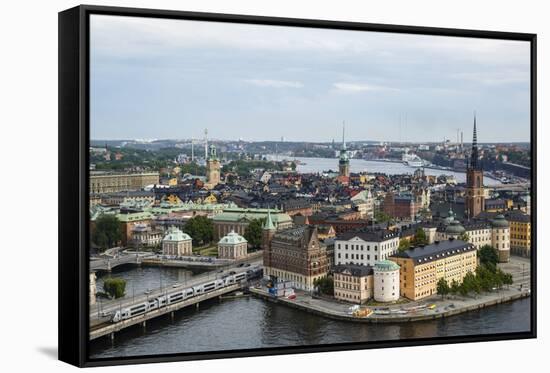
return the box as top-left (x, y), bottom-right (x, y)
top-left (269, 156), bottom-right (501, 186)
top-left (90, 267), bottom-right (530, 359)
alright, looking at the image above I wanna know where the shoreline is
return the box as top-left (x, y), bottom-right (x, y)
top-left (249, 287), bottom-right (530, 323)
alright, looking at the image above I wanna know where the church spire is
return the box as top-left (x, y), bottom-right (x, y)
top-left (470, 113), bottom-right (480, 170)
top-left (342, 121), bottom-right (346, 150)
top-left (263, 207), bottom-right (276, 231)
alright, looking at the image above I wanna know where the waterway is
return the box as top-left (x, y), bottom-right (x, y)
top-left (268, 156), bottom-right (502, 186)
top-left (90, 267), bottom-right (529, 359)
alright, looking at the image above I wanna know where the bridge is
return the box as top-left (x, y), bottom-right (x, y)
top-left (90, 254), bottom-right (145, 272)
top-left (89, 283), bottom-right (243, 341)
top-left (488, 183), bottom-right (530, 192)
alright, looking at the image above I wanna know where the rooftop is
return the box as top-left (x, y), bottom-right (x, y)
top-left (391, 239), bottom-right (475, 264)
top-left (332, 264), bottom-right (373, 277)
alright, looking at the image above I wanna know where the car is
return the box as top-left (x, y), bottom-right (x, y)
top-left (238, 263), bottom-right (245, 267)
top-left (229, 271), bottom-right (236, 275)
top-left (245, 263), bottom-right (251, 267)
top-left (144, 289), bottom-right (152, 295)
top-left (172, 283), bottom-right (180, 288)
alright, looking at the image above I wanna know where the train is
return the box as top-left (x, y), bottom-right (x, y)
top-left (110, 268), bottom-right (262, 323)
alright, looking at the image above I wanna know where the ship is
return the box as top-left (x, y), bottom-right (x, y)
top-left (402, 153), bottom-right (425, 167)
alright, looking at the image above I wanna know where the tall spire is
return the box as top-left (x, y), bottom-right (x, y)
top-left (342, 121), bottom-right (346, 150)
top-left (264, 206), bottom-right (276, 230)
top-left (470, 112), bottom-right (479, 169)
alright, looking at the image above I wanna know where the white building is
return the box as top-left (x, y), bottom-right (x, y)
top-left (218, 230), bottom-right (248, 260)
top-left (373, 260), bottom-right (400, 302)
top-left (335, 230), bottom-right (399, 267)
top-left (162, 226), bottom-right (192, 256)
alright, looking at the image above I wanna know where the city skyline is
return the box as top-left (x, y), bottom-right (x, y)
top-left (91, 15), bottom-right (531, 143)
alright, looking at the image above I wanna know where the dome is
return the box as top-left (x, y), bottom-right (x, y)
top-left (374, 260), bottom-right (400, 272)
top-left (491, 214), bottom-right (509, 228)
top-left (218, 230), bottom-right (247, 245)
top-left (446, 220), bottom-right (465, 235)
top-left (163, 226), bottom-right (192, 242)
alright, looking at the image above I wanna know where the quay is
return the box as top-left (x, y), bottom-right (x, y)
top-left (248, 286), bottom-right (530, 323)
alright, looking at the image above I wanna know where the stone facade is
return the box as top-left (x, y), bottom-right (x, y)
top-left (218, 230), bottom-right (248, 260)
top-left (333, 265), bottom-right (373, 304)
top-left (263, 225), bottom-right (328, 291)
top-left (335, 230), bottom-right (399, 267)
top-left (89, 171), bottom-right (160, 194)
top-left (373, 260), bottom-right (400, 302)
top-left (162, 226), bottom-right (192, 256)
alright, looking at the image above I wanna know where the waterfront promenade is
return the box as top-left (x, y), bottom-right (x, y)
top-left (250, 256), bottom-right (531, 323)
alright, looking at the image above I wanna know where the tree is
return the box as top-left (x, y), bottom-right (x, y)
top-left (183, 216), bottom-right (214, 246)
top-left (244, 218), bottom-right (266, 249)
top-left (398, 238), bottom-right (411, 252)
top-left (479, 245), bottom-right (499, 268)
top-left (374, 211), bottom-right (392, 224)
top-left (458, 232), bottom-right (470, 242)
top-left (436, 278), bottom-right (450, 299)
top-left (313, 276), bottom-right (334, 296)
top-left (412, 228), bottom-right (428, 245)
top-left (450, 279), bottom-right (460, 297)
top-left (92, 214), bottom-right (122, 251)
top-left (103, 277), bottom-right (126, 299)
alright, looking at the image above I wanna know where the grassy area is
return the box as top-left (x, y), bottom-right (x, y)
top-left (192, 245), bottom-right (218, 257)
top-left (364, 297), bottom-right (411, 307)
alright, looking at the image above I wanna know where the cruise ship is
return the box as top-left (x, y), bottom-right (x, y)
top-left (402, 153), bottom-right (424, 167)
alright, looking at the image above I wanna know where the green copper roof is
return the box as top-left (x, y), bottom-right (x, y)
top-left (491, 214), bottom-right (510, 228)
top-left (374, 260), bottom-right (400, 271)
top-left (263, 208), bottom-right (276, 230)
top-left (163, 226), bottom-right (192, 242)
top-left (218, 230), bottom-right (247, 245)
top-left (212, 208), bottom-right (292, 224)
top-left (446, 219), bottom-right (466, 234)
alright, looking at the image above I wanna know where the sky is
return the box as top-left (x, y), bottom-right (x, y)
top-left (90, 15), bottom-right (531, 143)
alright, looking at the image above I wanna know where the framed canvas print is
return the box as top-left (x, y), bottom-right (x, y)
top-left (58, 5), bottom-right (537, 367)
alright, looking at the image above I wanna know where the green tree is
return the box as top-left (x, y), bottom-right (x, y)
top-left (244, 218), bottom-right (266, 249)
top-left (449, 279), bottom-right (460, 297)
top-left (412, 228), bottom-right (428, 245)
top-left (183, 215), bottom-right (214, 246)
top-left (436, 278), bottom-right (450, 299)
top-left (103, 277), bottom-right (126, 299)
top-left (458, 232), bottom-right (470, 242)
top-left (479, 245), bottom-right (499, 268)
top-left (92, 214), bottom-right (122, 251)
top-left (313, 276), bottom-right (334, 296)
top-left (398, 239), bottom-right (411, 252)
top-left (375, 211), bottom-right (392, 223)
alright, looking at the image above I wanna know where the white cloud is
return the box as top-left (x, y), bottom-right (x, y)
top-left (245, 79), bottom-right (304, 88)
top-left (332, 82), bottom-right (399, 93)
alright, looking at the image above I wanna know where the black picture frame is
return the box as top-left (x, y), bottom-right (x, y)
top-left (58, 4), bottom-right (537, 368)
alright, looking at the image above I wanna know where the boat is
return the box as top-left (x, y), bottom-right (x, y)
top-left (402, 153), bottom-right (425, 167)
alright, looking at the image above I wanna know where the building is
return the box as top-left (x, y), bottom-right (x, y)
top-left (334, 230), bottom-right (399, 267)
top-left (373, 260), bottom-right (400, 302)
top-left (130, 223), bottom-right (164, 247)
top-left (351, 189), bottom-right (375, 219)
top-left (101, 190), bottom-right (155, 206)
top-left (162, 226), bottom-right (193, 256)
top-left (390, 239), bottom-right (477, 300)
top-left (218, 230), bottom-right (248, 260)
top-left (465, 116), bottom-right (485, 219)
top-left (491, 214), bottom-right (510, 263)
top-left (338, 123), bottom-right (350, 181)
top-left (89, 171), bottom-right (160, 194)
top-left (116, 210), bottom-right (154, 245)
top-left (506, 211), bottom-right (531, 257)
top-left (263, 225), bottom-right (328, 291)
top-left (212, 207), bottom-right (293, 240)
top-left (205, 144), bottom-right (221, 189)
top-left (383, 192), bottom-right (420, 221)
top-left (90, 272), bottom-right (97, 305)
top-left (333, 264), bottom-right (374, 304)
top-left (435, 210), bottom-right (510, 262)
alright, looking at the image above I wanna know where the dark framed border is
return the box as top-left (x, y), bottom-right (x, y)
top-left (58, 4), bottom-right (537, 368)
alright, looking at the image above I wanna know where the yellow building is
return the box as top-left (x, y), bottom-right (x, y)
top-left (90, 171), bottom-right (160, 194)
top-left (390, 239), bottom-right (477, 300)
top-left (333, 265), bottom-right (374, 304)
top-left (506, 212), bottom-right (531, 257)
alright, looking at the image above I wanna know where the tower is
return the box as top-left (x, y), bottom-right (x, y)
top-left (465, 114), bottom-right (485, 219)
top-left (262, 208), bottom-right (277, 273)
top-left (338, 122), bottom-right (350, 178)
top-left (205, 144), bottom-right (221, 189)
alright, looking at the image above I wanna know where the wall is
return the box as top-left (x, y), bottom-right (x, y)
top-left (0, 1), bottom-right (547, 373)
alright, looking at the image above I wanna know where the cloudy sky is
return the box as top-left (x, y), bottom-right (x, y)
top-left (90, 15), bottom-right (531, 142)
